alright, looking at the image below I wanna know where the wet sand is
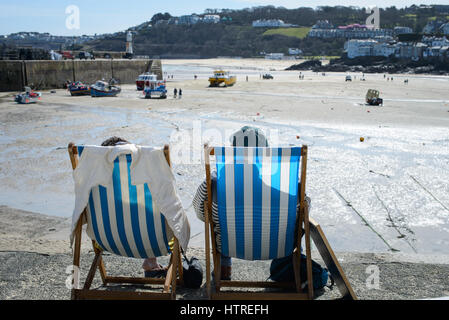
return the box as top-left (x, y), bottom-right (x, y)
top-left (0, 58), bottom-right (448, 267)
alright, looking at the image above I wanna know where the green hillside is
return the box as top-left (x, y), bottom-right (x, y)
top-left (263, 27), bottom-right (311, 39)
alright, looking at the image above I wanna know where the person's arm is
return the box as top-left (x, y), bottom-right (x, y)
top-left (297, 182), bottom-right (312, 213)
top-left (192, 180), bottom-right (208, 222)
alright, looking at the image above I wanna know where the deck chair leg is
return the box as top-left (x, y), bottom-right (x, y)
top-left (293, 209), bottom-right (304, 293)
top-left (293, 249), bottom-right (302, 293)
top-left (164, 264), bottom-right (174, 293)
top-left (178, 249), bottom-right (184, 283)
top-left (213, 250), bottom-right (221, 292)
top-left (304, 205), bottom-right (314, 299)
top-left (83, 251), bottom-right (102, 290)
top-left (71, 214), bottom-right (84, 300)
top-left (309, 218), bottom-right (358, 300)
top-left (204, 200), bottom-right (212, 298)
top-left (171, 239), bottom-right (181, 299)
top-left (92, 241), bottom-right (107, 285)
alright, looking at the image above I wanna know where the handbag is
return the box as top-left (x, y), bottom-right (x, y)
top-left (181, 250), bottom-right (203, 289)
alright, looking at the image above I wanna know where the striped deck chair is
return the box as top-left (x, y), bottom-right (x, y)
top-left (203, 145), bottom-right (314, 300)
top-left (68, 143), bottom-right (183, 300)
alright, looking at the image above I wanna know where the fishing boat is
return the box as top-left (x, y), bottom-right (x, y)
top-left (68, 81), bottom-right (90, 96)
top-left (90, 80), bottom-right (121, 97)
top-left (208, 70), bottom-right (237, 87)
top-left (143, 74), bottom-right (167, 99)
top-left (14, 87), bottom-right (42, 104)
top-left (136, 72), bottom-right (157, 91)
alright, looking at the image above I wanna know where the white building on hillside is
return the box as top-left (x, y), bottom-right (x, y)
top-left (252, 19), bottom-right (294, 28)
top-left (345, 39), bottom-right (377, 58)
top-left (288, 48), bottom-right (303, 55)
top-left (345, 39), bottom-right (397, 58)
top-left (203, 15), bottom-right (220, 23)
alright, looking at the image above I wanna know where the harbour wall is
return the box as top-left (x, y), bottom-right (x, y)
top-left (0, 59), bottom-right (162, 92)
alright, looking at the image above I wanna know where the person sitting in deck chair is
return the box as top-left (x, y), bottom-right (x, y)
top-left (101, 136), bottom-right (169, 278)
top-left (193, 126), bottom-right (310, 280)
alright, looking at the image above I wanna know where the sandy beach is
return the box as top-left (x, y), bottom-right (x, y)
top-left (1, 58), bottom-right (449, 299)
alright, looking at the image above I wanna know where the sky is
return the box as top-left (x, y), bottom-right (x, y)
top-left (0, 0), bottom-right (448, 36)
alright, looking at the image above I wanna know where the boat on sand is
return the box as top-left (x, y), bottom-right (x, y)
top-left (68, 81), bottom-right (90, 96)
top-left (90, 80), bottom-right (121, 97)
top-left (208, 70), bottom-right (236, 87)
top-left (14, 87), bottom-right (42, 104)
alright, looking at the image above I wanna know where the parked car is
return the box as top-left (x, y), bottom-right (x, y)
top-left (345, 75), bottom-right (352, 82)
top-left (123, 52), bottom-right (133, 59)
top-left (263, 74), bottom-right (274, 80)
top-left (79, 51), bottom-right (95, 60)
top-left (60, 51), bottom-right (74, 60)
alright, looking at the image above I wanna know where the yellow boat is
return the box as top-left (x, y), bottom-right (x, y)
top-left (208, 70), bottom-right (237, 87)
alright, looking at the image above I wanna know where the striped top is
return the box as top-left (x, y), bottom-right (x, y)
top-left (78, 146), bottom-right (172, 259)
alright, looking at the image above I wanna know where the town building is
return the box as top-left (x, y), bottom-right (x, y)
top-left (423, 20), bottom-right (446, 34)
top-left (394, 26), bottom-right (413, 35)
top-left (288, 48), bottom-right (303, 55)
top-left (345, 36), bottom-right (449, 61)
top-left (397, 42), bottom-right (426, 60)
top-left (265, 53), bottom-right (285, 60)
top-left (312, 20), bottom-right (335, 29)
top-left (178, 15), bottom-right (200, 25)
top-left (202, 15), bottom-right (220, 23)
top-left (440, 23), bottom-right (449, 35)
top-left (308, 22), bottom-right (393, 39)
top-left (252, 19), bottom-right (295, 28)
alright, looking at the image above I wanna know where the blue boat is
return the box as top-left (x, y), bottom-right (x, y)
top-left (143, 75), bottom-right (167, 99)
top-left (68, 81), bottom-right (90, 96)
top-left (90, 80), bottom-right (121, 97)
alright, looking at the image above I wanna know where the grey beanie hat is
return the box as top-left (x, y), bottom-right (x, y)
top-left (230, 126), bottom-right (269, 147)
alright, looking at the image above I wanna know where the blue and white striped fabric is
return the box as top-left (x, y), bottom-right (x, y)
top-left (214, 147), bottom-right (301, 261)
top-left (77, 146), bottom-right (172, 259)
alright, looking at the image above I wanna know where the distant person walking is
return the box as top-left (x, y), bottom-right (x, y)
top-left (246, 76), bottom-right (249, 82)
top-left (179, 88), bottom-right (182, 99)
top-left (174, 88), bottom-right (178, 98)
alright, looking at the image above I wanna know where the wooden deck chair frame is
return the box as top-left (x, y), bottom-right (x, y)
top-left (68, 143), bottom-right (183, 300)
top-left (203, 145), bottom-right (314, 300)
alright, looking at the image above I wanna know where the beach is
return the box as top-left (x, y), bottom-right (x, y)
top-left (1, 58), bottom-right (449, 299)
top-left (1, 205), bottom-right (449, 300)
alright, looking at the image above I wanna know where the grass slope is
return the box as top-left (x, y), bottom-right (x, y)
top-left (263, 27), bottom-right (311, 39)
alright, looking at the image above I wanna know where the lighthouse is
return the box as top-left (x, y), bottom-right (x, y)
top-left (123, 31), bottom-right (134, 59)
top-left (126, 31), bottom-right (133, 55)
